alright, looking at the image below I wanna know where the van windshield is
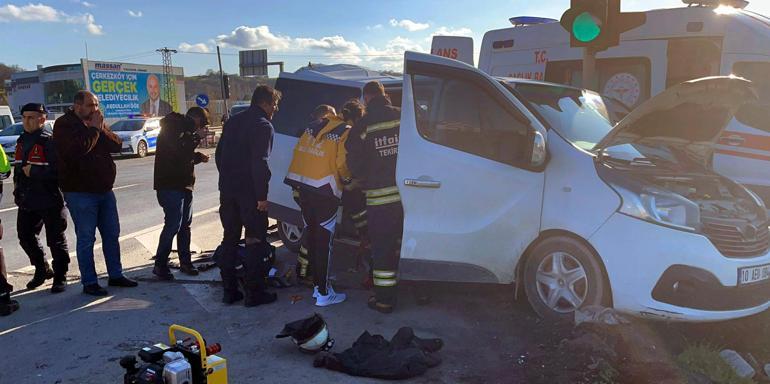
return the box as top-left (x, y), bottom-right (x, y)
top-left (508, 82), bottom-right (626, 151)
top-left (733, 62), bottom-right (770, 132)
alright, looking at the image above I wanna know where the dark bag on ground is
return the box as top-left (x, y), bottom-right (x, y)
top-left (212, 239), bottom-right (274, 278)
top-left (313, 327), bottom-right (443, 380)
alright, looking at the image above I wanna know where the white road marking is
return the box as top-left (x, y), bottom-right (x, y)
top-left (0, 184), bottom-right (141, 214)
top-left (9, 205), bottom-right (221, 275)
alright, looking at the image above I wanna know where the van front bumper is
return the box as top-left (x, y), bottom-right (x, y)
top-left (589, 213), bottom-right (770, 322)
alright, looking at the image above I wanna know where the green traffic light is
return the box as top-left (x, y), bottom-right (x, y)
top-left (573, 12), bottom-right (602, 42)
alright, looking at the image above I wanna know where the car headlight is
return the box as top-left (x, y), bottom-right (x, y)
top-left (610, 183), bottom-right (701, 232)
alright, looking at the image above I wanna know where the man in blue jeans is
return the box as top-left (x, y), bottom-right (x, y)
top-left (53, 91), bottom-right (138, 296)
top-left (152, 107), bottom-right (210, 280)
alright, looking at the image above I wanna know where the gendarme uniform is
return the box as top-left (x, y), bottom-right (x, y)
top-left (346, 95), bottom-right (402, 311)
top-left (285, 115), bottom-right (352, 298)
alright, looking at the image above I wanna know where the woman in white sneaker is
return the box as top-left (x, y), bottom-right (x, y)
top-left (284, 101), bottom-right (364, 306)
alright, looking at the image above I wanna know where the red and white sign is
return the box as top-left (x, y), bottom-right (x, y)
top-left (431, 36), bottom-right (474, 66)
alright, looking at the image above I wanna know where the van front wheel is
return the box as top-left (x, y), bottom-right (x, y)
top-left (277, 221), bottom-right (303, 253)
top-left (523, 236), bottom-right (607, 321)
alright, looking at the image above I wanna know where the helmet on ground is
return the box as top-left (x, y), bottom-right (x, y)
top-left (276, 313), bottom-right (334, 353)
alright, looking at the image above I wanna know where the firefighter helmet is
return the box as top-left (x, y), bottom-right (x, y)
top-left (276, 313), bottom-right (334, 353)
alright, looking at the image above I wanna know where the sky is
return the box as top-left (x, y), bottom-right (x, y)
top-left (1, 0), bottom-right (769, 76)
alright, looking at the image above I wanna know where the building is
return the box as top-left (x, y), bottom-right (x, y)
top-left (7, 59), bottom-right (185, 121)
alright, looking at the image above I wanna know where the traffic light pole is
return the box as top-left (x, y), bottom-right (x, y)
top-left (582, 47), bottom-right (598, 91)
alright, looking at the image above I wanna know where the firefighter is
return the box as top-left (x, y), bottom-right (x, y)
top-left (284, 104), bottom-right (354, 307)
top-left (346, 81), bottom-right (402, 314)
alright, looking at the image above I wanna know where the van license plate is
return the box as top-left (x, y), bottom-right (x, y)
top-left (738, 264), bottom-right (770, 285)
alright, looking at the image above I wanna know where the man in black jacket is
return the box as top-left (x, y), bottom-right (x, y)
top-left (152, 107), bottom-right (210, 280)
top-left (216, 85), bottom-right (281, 307)
top-left (14, 103), bottom-right (70, 293)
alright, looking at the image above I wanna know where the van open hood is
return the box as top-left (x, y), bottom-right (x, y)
top-left (595, 76), bottom-right (757, 168)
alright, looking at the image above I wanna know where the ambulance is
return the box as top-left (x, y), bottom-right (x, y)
top-left (454, 0), bottom-right (770, 202)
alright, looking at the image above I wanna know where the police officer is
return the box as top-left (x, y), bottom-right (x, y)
top-left (346, 81), bottom-right (402, 314)
top-left (14, 103), bottom-right (70, 293)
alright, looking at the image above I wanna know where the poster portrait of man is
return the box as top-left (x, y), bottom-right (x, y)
top-left (140, 74), bottom-right (173, 117)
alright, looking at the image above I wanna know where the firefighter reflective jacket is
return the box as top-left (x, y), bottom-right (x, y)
top-left (345, 96), bottom-right (401, 206)
top-left (284, 115), bottom-right (352, 199)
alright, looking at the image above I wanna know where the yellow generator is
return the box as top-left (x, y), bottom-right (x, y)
top-left (119, 324), bottom-right (228, 384)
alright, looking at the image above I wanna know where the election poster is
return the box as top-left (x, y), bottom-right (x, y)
top-left (82, 59), bottom-right (186, 118)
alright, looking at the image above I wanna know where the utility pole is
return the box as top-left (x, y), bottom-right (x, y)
top-left (157, 47), bottom-right (178, 111)
top-left (217, 45), bottom-right (228, 113)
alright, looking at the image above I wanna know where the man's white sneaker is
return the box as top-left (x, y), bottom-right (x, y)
top-left (312, 286), bottom-right (320, 298)
top-left (315, 288), bottom-right (346, 307)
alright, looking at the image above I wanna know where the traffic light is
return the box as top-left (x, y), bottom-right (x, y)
top-left (561, 0), bottom-right (646, 52)
top-left (223, 75), bottom-right (231, 99)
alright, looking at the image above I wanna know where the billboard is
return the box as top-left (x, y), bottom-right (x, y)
top-left (83, 60), bottom-right (185, 118)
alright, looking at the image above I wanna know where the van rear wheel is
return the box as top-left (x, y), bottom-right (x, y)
top-left (523, 236), bottom-right (607, 321)
top-left (277, 221), bottom-right (303, 253)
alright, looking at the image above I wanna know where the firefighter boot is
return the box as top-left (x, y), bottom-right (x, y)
top-left (26, 262), bottom-right (54, 290)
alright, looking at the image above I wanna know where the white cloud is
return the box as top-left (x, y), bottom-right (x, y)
top-left (363, 36), bottom-right (427, 70)
top-left (0, 3), bottom-right (59, 22)
top-left (215, 25), bottom-right (362, 61)
top-left (127, 10), bottom-right (142, 17)
top-left (389, 18), bottom-right (430, 32)
top-left (216, 25), bottom-right (292, 51)
top-left (431, 26), bottom-right (473, 37)
top-left (0, 3), bottom-right (103, 35)
top-left (80, 1), bottom-right (94, 7)
top-left (178, 42), bottom-right (211, 53)
top-left (366, 24), bottom-right (383, 31)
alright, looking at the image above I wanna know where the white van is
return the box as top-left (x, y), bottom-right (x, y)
top-left (267, 51), bottom-right (770, 322)
top-left (477, 2), bottom-right (770, 203)
top-left (0, 106), bottom-right (14, 132)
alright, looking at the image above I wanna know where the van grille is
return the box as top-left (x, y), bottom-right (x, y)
top-left (702, 220), bottom-right (770, 258)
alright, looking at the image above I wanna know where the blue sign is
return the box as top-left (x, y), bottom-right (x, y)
top-left (195, 94), bottom-right (209, 108)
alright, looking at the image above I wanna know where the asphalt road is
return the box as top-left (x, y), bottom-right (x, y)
top-left (2, 148), bottom-right (221, 271)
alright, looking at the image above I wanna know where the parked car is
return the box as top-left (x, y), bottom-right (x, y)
top-left (268, 52), bottom-right (770, 322)
top-left (0, 106), bottom-right (14, 131)
top-left (228, 104), bottom-right (250, 117)
top-left (110, 117), bottom-right (162, 158)
top-left (0, 120), bottom-right (55, 156)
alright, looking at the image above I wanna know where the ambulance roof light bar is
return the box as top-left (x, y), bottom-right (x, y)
top-left (509, 17), bottom-right (558, 27)
top-left (682, 0), bottom-right (749, 8)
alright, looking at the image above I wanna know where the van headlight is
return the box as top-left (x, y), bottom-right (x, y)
top-left (610, 183), bottom-right (701, 232)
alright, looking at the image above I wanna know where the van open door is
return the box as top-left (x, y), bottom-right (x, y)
top-left (397, 51), bottom-right (546, 284)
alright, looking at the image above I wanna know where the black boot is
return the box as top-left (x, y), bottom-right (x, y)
top-left (51, 274), bottom-right (67, 294)
top-left (26, 262), bottom-right (54, 290)
top-left (0, 290), bottom-right (19, 316)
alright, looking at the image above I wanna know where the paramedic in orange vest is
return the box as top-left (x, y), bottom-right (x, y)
top-left (285, 104), bottom-right (355, 307)
top-left (14, 103), bottom-right (70, 293)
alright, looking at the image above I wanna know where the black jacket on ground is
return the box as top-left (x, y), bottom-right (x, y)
top-left (13, 128), bottom-right (64, 211)
top-left (154, 113), bottom-right (204, 191)
top-left (313, 327), bottom-right (443, 380)
top-left (345, 96), bottom-right (401, 191)
top-left (216, 105), bottom-right (273, 202)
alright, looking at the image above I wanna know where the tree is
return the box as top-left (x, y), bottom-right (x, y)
top-left (0, 63), bottom-right (24, 105)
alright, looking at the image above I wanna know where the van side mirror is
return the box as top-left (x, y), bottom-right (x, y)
top-left (531, 131), bottom-right (547, 168)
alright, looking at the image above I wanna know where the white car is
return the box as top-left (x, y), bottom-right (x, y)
top-left (110, 117), bottom-right (162, 158)
top-left (269, 52), bottom-right (770, 322)
top-left (0, 120), bottom-right (55, 156)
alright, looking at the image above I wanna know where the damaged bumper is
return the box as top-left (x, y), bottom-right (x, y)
top-left (590, 212), bottom-right (770, 322)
